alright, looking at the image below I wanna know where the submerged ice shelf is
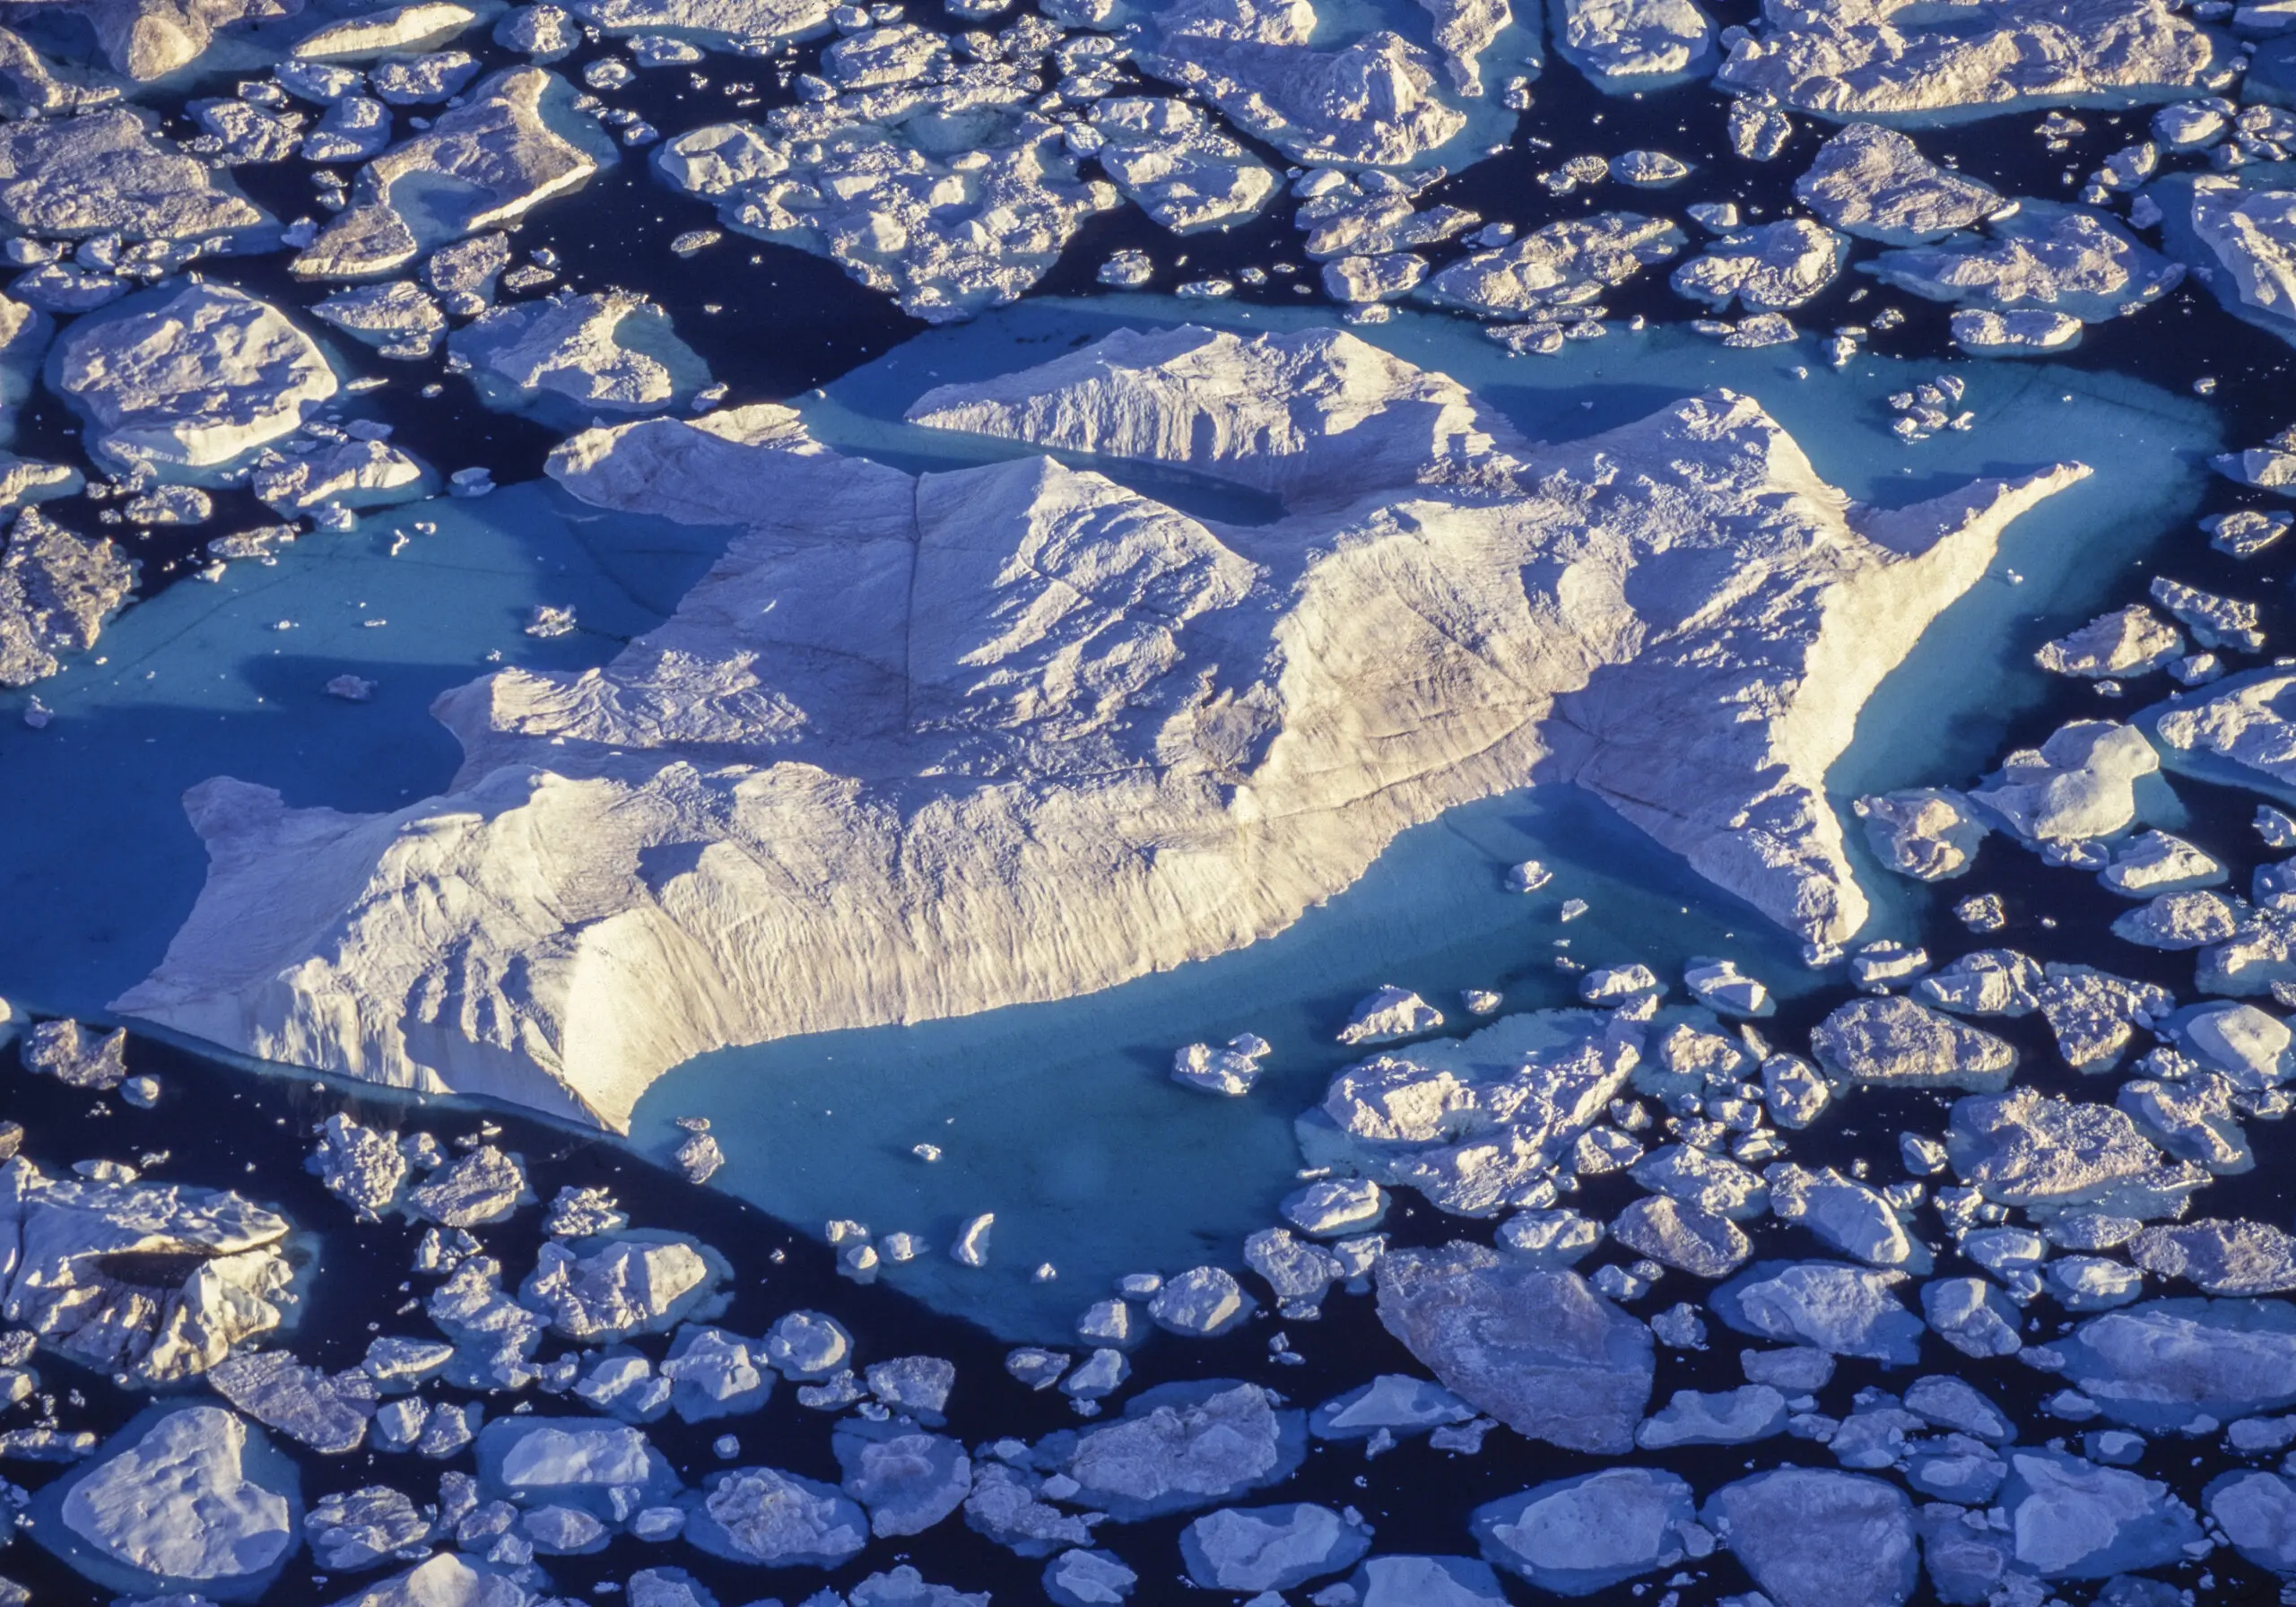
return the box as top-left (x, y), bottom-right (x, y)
top-left (0, 296), bottom-right (2220, 1336)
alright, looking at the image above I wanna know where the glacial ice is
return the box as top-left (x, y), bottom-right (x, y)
top-left (0, 109), bottom-right (274, 245)
top-left (1970, 718), bottom-right (2161, 844)
top-left (1670, 218), bottom-right (1847, 310)
top-left (1421, 212), bottom-right (1684, 318)
top-left (1181, 1503), bottom-right (1369, 1591)
top-left (52, 1406), bottom-right (295, 1588)
top-left (2038, 605), bottom-right (2183, 679)
top-left (1472, 1467), bottom-right (1699, 1592)
top-left (56, 283), bottom-right (336, 476)
top-left (1133, 1), bottom-right (1474, 170)
top-left (1811, 995), bottom-right (2017, 1090)
top-left (1796, 124), bottom-right (2003, 246)
top-left (1714, 0), bottom-right (2232, 119)
top-left (1711, 1259), bottom-right (1924, 1361)
top-left (1375, 1245), bottom-right (1653, 1450)
top-left (3, 1158), bottom-right (293, 1384)
top-left (684, 1464), bottom-right (868, 1567)
top-left (653, 106), bottom-right (1117, 323)
top-left (1085, 97), bottom-right (1277, 233)
top-left (2000, 1448), bottom-right (2201, 1578)
top-left (294, 67), bottom-right (614, 280)
top-left (1854, 788), bottom-right (1987, 880)
top-left (1554, 0), bottom-right (1713, 83)
top-left (1056, 1380), bottom-right (1304, 1520)
top-left (1707, 1469), bottom-right (1915, 1607)
top-left (2056, 1298), bottom-right (2296, 1430)
top-left (209, 1350), bottom-right (378, 1454)
top-left (116, 323), bottom-right (2089, 1132)
top-left (1867, 203), bottom-right (2183, 326)
top-left (0, 509), bottom-right (135, 688)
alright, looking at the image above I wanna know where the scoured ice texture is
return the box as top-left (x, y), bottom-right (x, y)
top-left (115, 324), bottom-right (2085, 1129)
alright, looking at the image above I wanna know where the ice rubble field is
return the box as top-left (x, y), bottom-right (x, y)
top-left (0, 294), bottom-right (2215, 1333)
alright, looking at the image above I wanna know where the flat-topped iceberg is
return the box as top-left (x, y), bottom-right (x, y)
top-left (114, 323), bottom-right (2084, 1128)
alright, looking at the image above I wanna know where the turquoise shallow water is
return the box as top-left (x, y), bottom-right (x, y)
top-left (0, 295), bottom-right (2220, 1338)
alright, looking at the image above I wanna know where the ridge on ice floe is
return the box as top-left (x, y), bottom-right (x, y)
top-left (115, 324), bottom-right (2086, 1130)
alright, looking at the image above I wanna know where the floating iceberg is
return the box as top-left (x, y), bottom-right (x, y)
top-left (113, 323), bottom-right (2083, 1128)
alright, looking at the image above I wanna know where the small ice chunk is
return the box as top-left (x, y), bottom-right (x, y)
top-left (1171, 1033), bottom-right (1273, 1096)
top-left (1337, 986), bottom-right (1443, 1045)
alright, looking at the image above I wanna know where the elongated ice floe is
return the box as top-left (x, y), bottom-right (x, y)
top-left (115, 324), bottom-right (2085, 1129)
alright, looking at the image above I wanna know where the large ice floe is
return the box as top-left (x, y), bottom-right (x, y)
top-left (115, 322), bottom-right (2085, 1129)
